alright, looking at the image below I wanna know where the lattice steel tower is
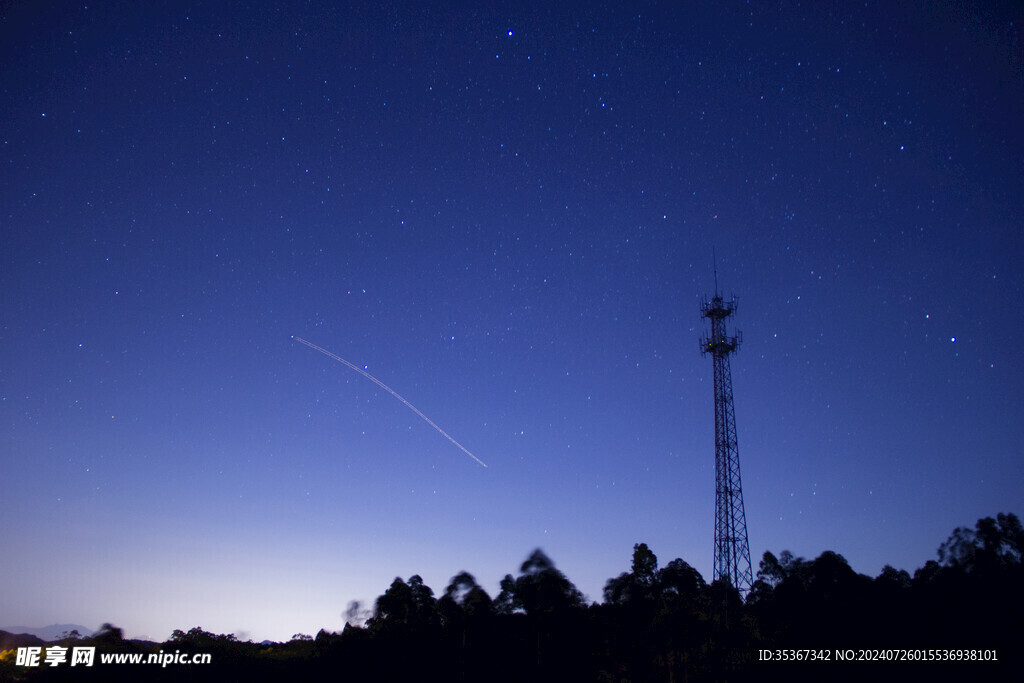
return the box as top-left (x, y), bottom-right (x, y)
top-left (700, 290), bottom-right (753, 597)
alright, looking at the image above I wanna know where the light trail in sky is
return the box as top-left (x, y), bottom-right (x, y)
top-left (293, 336), bottom-right (488, 468)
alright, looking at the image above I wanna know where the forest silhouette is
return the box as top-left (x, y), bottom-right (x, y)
top-left (4, 512), bottom-right (1020, 681)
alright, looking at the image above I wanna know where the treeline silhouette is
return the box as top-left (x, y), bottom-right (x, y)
top-left (7, 513), bottom-right (1021, 681)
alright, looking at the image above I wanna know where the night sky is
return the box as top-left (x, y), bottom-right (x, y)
top-left (2, 2), bottom-right (1022, 642)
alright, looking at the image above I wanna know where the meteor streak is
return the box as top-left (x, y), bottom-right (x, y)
top-left (293, 336), bottom-right (488, 468)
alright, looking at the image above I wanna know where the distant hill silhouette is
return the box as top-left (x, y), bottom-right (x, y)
top-left (0, 624), bottom-right (93, 641)
top-left (0, 630), bottom-right (45, 651)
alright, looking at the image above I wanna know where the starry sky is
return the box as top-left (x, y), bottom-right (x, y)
top-left (2, 2), bottom-right (1022, 642)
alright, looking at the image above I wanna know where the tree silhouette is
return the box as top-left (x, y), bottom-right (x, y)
top-left (493, 573), bottom-right (518, 615)
top-left (93, 622), bottom-right (124, 647)
top-left (439, 571), bottom-right (493, 623)
top-left (749, 549), bottom-right (876, 644)
top-left (368, 575), bottom-right (439, 634)
top-left (361, 575), bottom-right (445, 678)
top-left (938, 512), bottom-right (1023, 572)
top-left (435, 572), bottom-right (495, 679)
top-left (596, 544), bottom-right (719, 681)
top-left (344, 599), bottom-right (369, 628)
top-left (658, 557), bottom-right (707, 602)
top-left (507, 549), bottom-right (585, 617)
top-left (912, 512), bottom-right (1024, 648)
top-left (875, 564), bottom-right (911, 589)
top-left (604, 542), bottom-right (659, 606)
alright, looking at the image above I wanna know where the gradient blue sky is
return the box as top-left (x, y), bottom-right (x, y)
top-left (2, 1), bottom-right (1022, 641)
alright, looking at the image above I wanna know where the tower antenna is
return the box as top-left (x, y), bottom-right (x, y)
top-left (699, 284), bottom-right (752, 601)
top-left (712, 245), bottom-right (719, 295)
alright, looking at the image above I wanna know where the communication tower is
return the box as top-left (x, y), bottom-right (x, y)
top-left (700, 289), bottom-right (753, 597)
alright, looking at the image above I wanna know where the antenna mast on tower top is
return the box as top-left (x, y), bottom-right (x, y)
top-left (712, 245), bottom-right (719, 294)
